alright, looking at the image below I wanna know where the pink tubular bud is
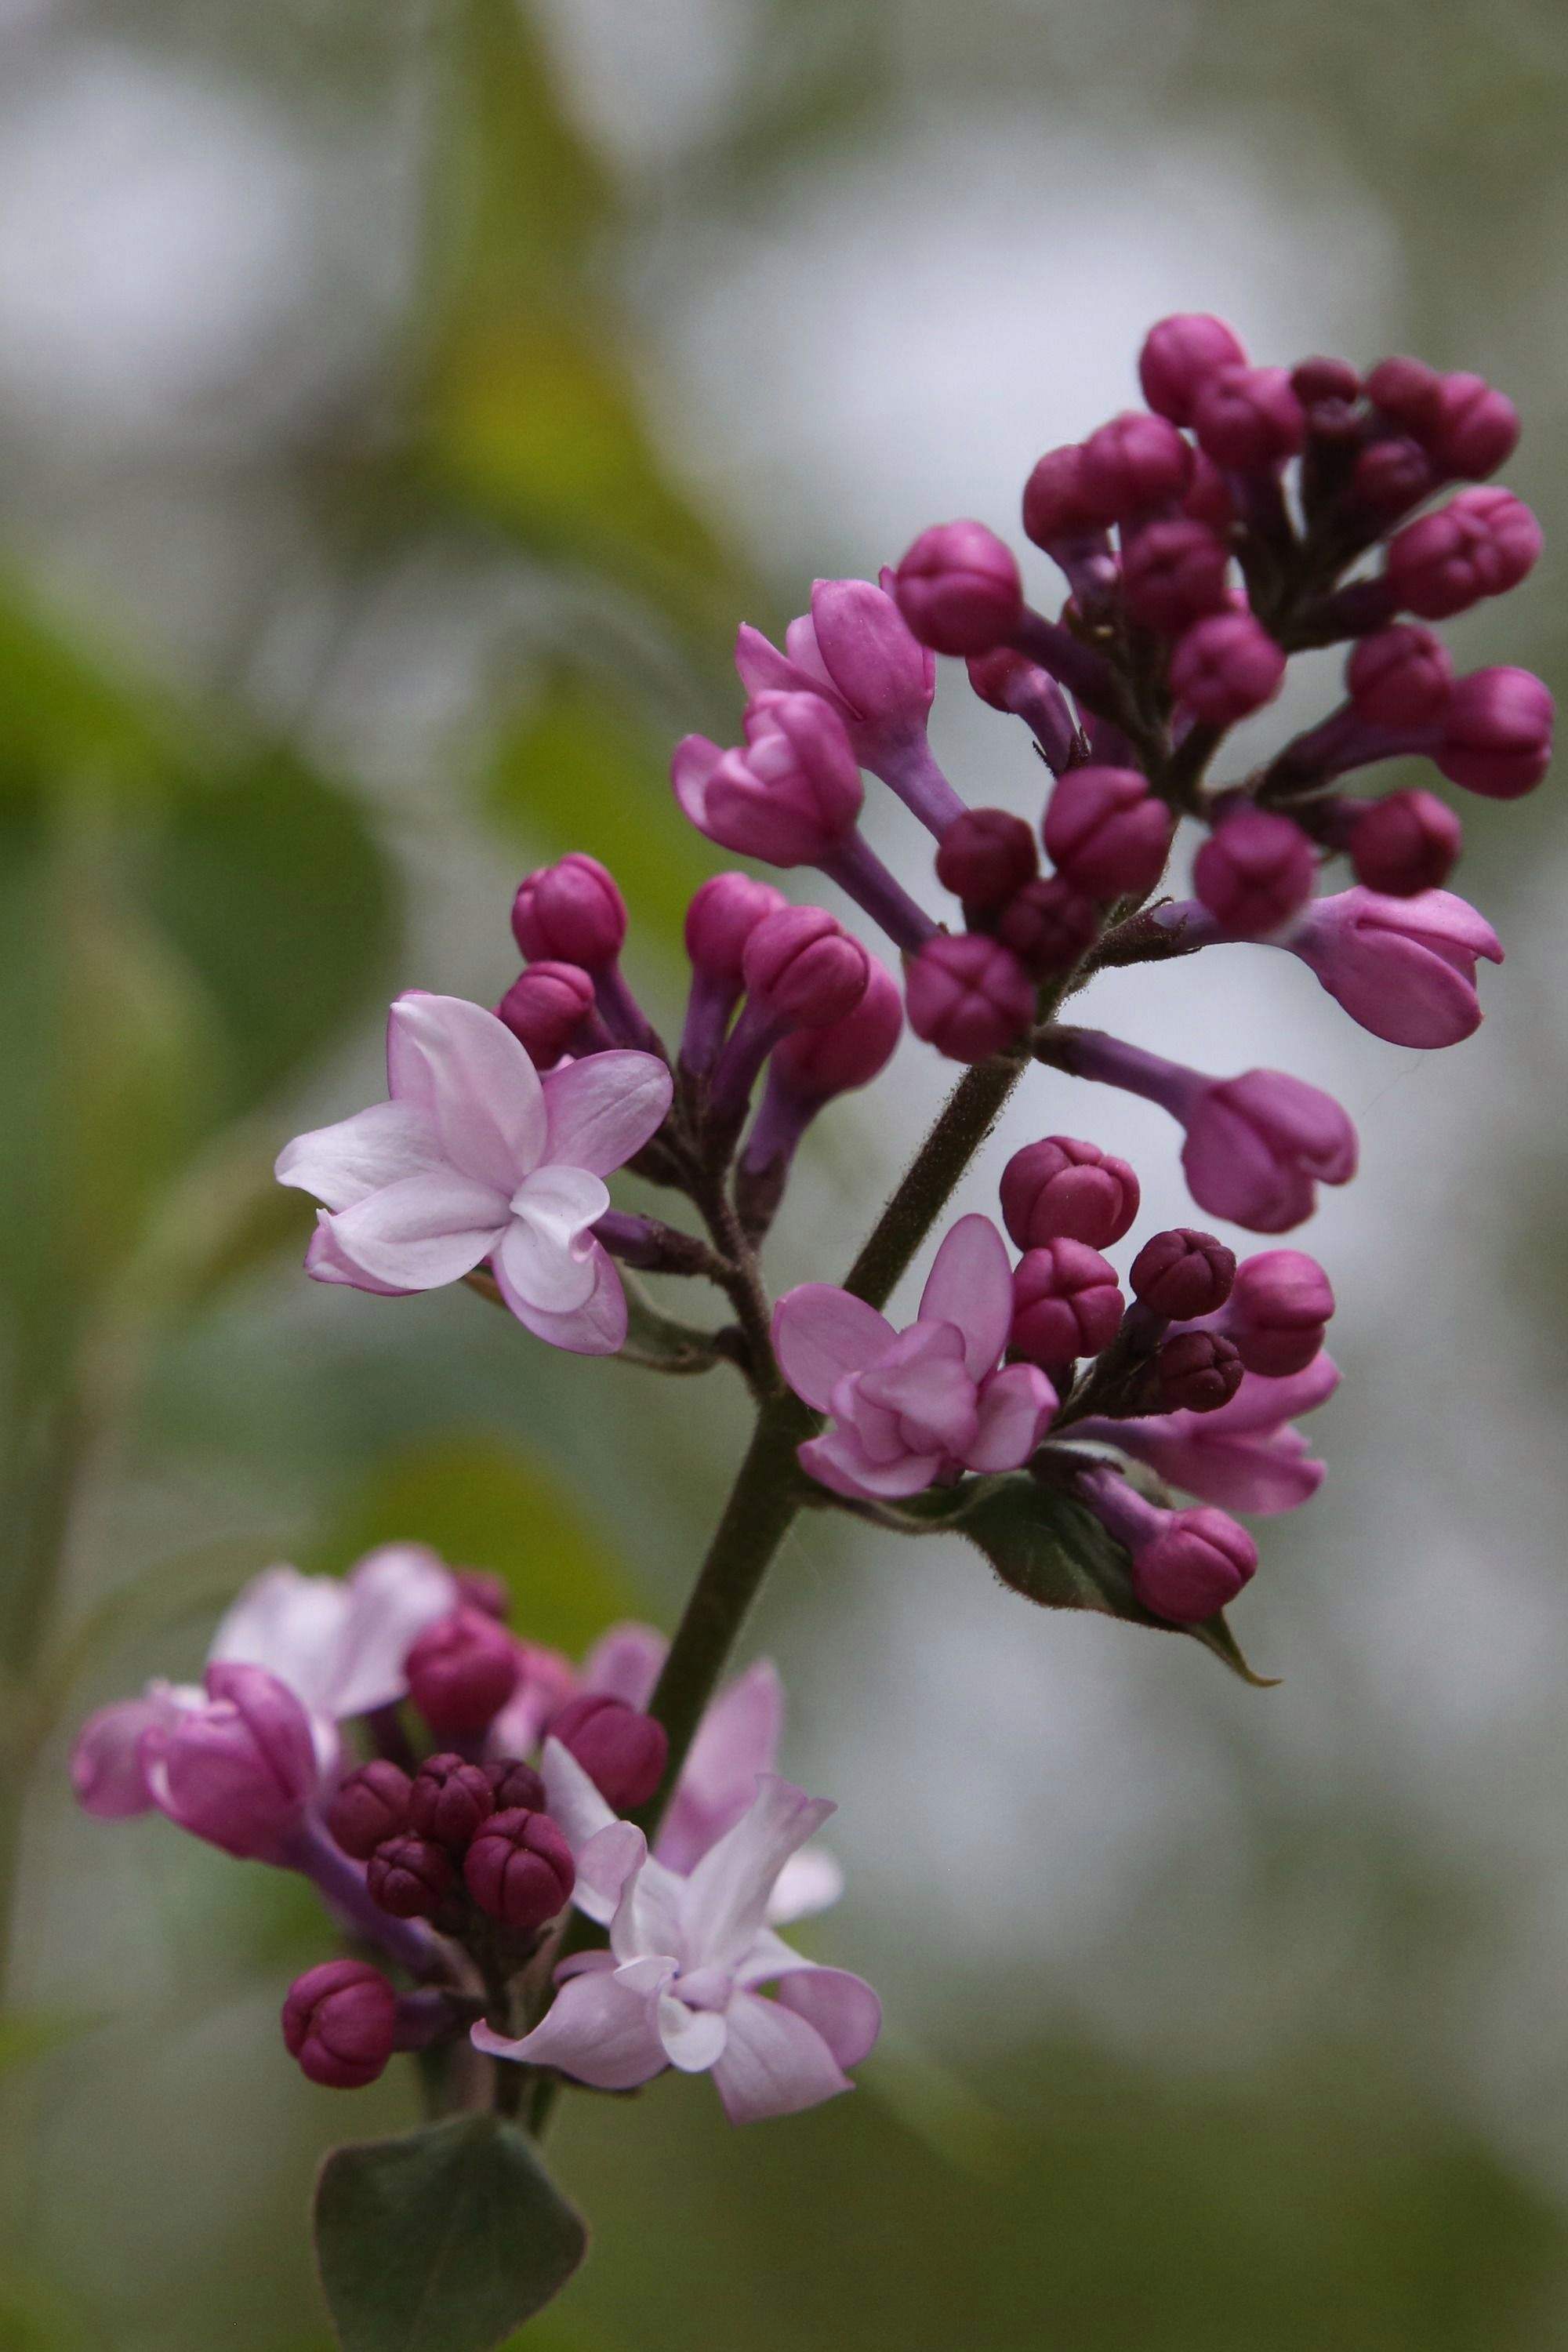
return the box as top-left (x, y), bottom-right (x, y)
top-left (511, 854), bottom-right (626, 971)
top-left (996, 877), bottom-right (1100, 977)
top-left (1132, 1506), bottom-right (1257, 1623)
top-left (1291, 357), bottom-right (1361, 408)
top-left (1366, 356), bottom-right (1443, 435)
top-left (1022, 445), bottom-right (1100, 544)
top-left (906, 934), bottom-right (1035, 1062)
top-left (1168, 612), bottom-right (1287, 727)
top-left (405, 1609), bottom-right (521, 1740)
top-left (1121, 519), bottom-right (1230, 633)
top-left (1000, 1137), bottom-right (1140, 1252)
top-left (1044, 765), bottom-right (1174, 900)
top-left (1156, 1330), bottom-right (1243, 1414)
top-left (327, 1761), bottom-right (413, 1861)
top-left (893, 521), bottom-right (1023, 655)
top-left (1139, 314), bottom-right (1249, 426)
top-left (1348, 790), bottom-right (1461, 895)
top-left (366, 1832), bottom-right (456, 1921)
top-left (769, 957), bottom-right (902, 1100)
top-left (495, 961), bottom-right (596, 1066)
top-left (1426, 372), bottom-right (1519, 480)
top-left (486, 1757), bottom-right (547, 1812)
top-left (1130, 1227), bottom-right (1236, 1319)
top-left (1227, 1249), bottom-right (1334, 1377)
top-left (1436, 667), bottom-right (1554, 798)
top-left (672, 695), bottom-right (864, 868)
top-left (149, 1664), bottom-right (318, 1860)
top-left (1346, 626), bottom-right (1454, 729)
top-left (935, 808), bottom-right (1039, 911)
top-left (550, 1693), bottom-right (669, 1812)
top-left (1385, 487), bottom-right (1542, 620)
top-left (282, 1960), bottom-right (397, 2091)
top-left (1078, 411), bottom-right (1193, 521)
top-left (1182, 449), bottom-right (1236, 530)
top-left (684, 872), bottom-right (789, 977)
top-left (407, 1754), bottom-right (496, 1850)
top-left (1010, 1240), bottom-right (1124, 1364)
top-left (1192, 365), bottom-right (1305, 470)
top-left (1181, 1069), bottom-right (1357, 1233)
top-left (742, 905), bottom-right (871, 1026)
top-left (1352, 438), bottom-right (1436, 518)
top-left (1192, 808), bottom-right (1316, 938)
top-left (463, 1807), bottom-right (575, 1932)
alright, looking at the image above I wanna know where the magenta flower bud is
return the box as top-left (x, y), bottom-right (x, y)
top-left (1000, 1137), bottom-right (1140, 1252)
top-left (1352, 437), bottom-right (1436, 518)
top-left (1138, 313), bottom-right (1249, 425)
top-left (893, 521), bottom-right (1023, 655)
top-left (282, 1959), bottom-right (397, 2091)
top-left (769, 958), bottom-right (902, 1101)
top-left (1426, 372), bottom-right (1519, 480)
top-left (327, 1760), bottom-right (413, 1861)
top-left (366, 1832), bottom-right (455, 1921)
top-left (1011, 1240), bottom-right (1123, 1364)
top-left (672, 693), bottom-right (864, 868)
top-left (1181, 448), bottom-right (1236, 529)
top-left (935, 808), bottom-right (1039, 911)
top-left (1385, 487), bottom-right (1542, 620)
top-left (454, 1570), bottom-right (510, 1621)
top-left (1155, 1330), bottom-right (1243, 1414)
top-left (405, 1609), bottom-right (521, 1740)
top-left (1291, 356), bottom-right (1361, 408)
top-left (1131, 1507), bottom-right (1258, 1624)
top-left (510, 854), bottom-right (626, 971)
top-left (1182, 1069), bottom-right (1357, 1232)
top-left (550, 1692), bottom-right (669, 1812)
top-left (485, 1757), bottom-right (547, 1813)
top-left (1169, 612), bottom-right (1287, 727)
top-left (150, 1664), bottom-right (318, 1860)
top-left (1345, 626), bottom-right (1454, 729)
top-left (1022, 444), bottom-right (1101, 543)
top-left (1192, 808), bottom-right (1316, 938)
top-left (1348, 790), bottom-right (1461, 896)
top-left (906, 934), bottom-right (1035, 1062)
top-left (1192, 366), bottom-right (1305, 470)
top-left (1436, 666), bottom-right (1554, 798)
top-left (71, 1698), bottom-right (167, 1820)
top-left (1121, 519), bottom-right (1230, 633)
top-left (742, 905), bottom-right (870, 1027)
top-left (463, 1807), bottom-right (575, 1931)
top-left (1365, 356), bottom-right (1443, 434)
top-left (1078, 411), bottom-right (1193, 521)
top-left (1130, 1227), bottom-right (1236, 1319)
top-left (995, 877), bottom-right (1100, 977)
top-left (1286, 885), bottom-right (1501, 1048)
top-left (684, 872), bottom-right (789, 977)
top-left (407, 1754), bottom-right (497, 1850)
top-left (494, 961), bottom-right (596, 1067)
top-left (1044, 765), bottom-right (1174, 901)
top-left (1226, 1249), bottom-right (1334, 1377)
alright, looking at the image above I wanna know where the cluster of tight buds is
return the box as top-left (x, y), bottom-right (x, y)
top-left (74, 1548), bottom-right (876, 2120)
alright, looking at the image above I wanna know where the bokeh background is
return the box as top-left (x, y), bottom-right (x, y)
top-left (3, 1), bottom-right (1568, 2344)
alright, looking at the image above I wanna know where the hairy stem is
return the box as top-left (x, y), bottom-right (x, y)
top-left (841, 1054), bottom-right (1028, 1310)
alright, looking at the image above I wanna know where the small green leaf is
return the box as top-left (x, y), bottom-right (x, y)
top-left (314, 2114), bottom-right (587, 2352)
top-left (889, 1473), bottom-right (1272, 1685)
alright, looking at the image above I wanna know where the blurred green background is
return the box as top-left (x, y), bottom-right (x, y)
top-left (3, 0), bottom-right (1568, 2343)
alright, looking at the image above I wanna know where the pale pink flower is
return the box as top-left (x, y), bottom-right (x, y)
top-left (1078, 1355), bottom-right (1340, 1515)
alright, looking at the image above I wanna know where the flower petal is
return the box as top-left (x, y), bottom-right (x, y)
top-left (332, 1545), bottom-right (459, 1719)
top-left (581, 1621), bottom-right (666, 1709)
top-left (681, 1774), bottom-right (835, 1975)
top-left (386, 993), bottom-right (546, 1193)
top-left (274, 1101), bottom-right (445, 1213)
top-left (769, 1965), bottom-right (882, 2069)
top-left (494, 1238), bottom-right (628, 1355)
top-left (771, 1285), bottom-right (896, 1410)
top-left (609, 1849), bottom-right (688, 1968)
top-left (735, 623), bottom-right (822, 703)
top-left (964, 1363), bottom-right (1056, 1473)
top-left (474, 1963), bottom-right (670, 2089)
top-left (710, 1989), bottom-right (851, 2125)
top-left (658, 1996), bottom-right (728, 2074)
top-left (767, 1846), bottom-right (844, 1926)
top-left (656, 1661), bottom-right (782, 1875)
top-left (918, 1214), bottom-right (1014, 1377)
top-left (322, 1171), bottom-right (508, 1290)
top-left (541, 1054), bottom-right (674, 1176)
top-left (578, 1821), bottom-right (649, 1920)
top-left (671, 734), bottom-right (723, 826)
top-left (541, 1737), bottom-right (617, 1875)
top-left (304, 1214), bottom-right (416, 1295)
top-left (798, 1427), bottom-right (944, 1501)
top-left (503, 1167), bottom-right (611, 1312)
top-left (71, 1693), bottom-right (183, 1819)
top-left (209, 1567), bottom-right (349, 1720)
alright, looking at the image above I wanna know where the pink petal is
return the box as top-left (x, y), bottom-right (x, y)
top-left (274, 1101), bottom-right (444, 1213)
top-left (735, 625), bottom-right (818, 702)
top-left (304, 1214), bottom-right (416, 1295)
top-left (797, 1427), bottom-right (944, 1501)
top-left (771, 1286), bottom-right (896, 1410)
top-left (681, 1775), bottom-right (835, 1976)
top-left (493, 1238), bottom-right (628, 1355)
top-left (964, 1362), bottom-right (1056, 1472)
top-left (853, 1324), bottom-right (978, 1456)
top-left (540, 1737), bottom-right (617, 1867)
top-left (782, 612), bottom-right (841, 694)
top-left (710, 1989), bottom-right (851, 2124)
top-left (501, 1169), bottom-right (611, 1312)
top-left (919, 1214), bottom-right (1014, 1377)
top-left (1182, 1104), bottom-right (1315, 1232)
top-left (474, 1962), bottom-right (670, 2089)
top-left (577, 1821), bottom-right (648, 1920)
top-left (332, 1545), bottom-right (459, 1718)
top-left (766, 1847), bottom-right (844, 1925)
top-left (322, 1170), bottom-right (508, 1290)
top-left (207, 1566), bottom-right (350, 1719)
top-left (582, 1622), bottom-right (666, 1709)
top-left (71, 1695), bottom-right (179, 1819)
top-left (657, 1661), bottom-right (783, 1875)
top-left (657, 1997), bottom-right (728, 2074)
top-left (671, 734), bottom-right (723, 826)
top-left (541, 1053), bottom-right (674, 1177)
top-left (809, 576), bottom-right (932, 716)
top-left (769, 1965), bottom-right (882, 2070)
top-left (1110, 1421), bottom-right (1325, 1515)
top-left (386, 993), bottom-right (546, 1194)
top-left (609, 1848), bottom-right (688, 1967)
top-left (1203, 1354), bottom-right (1341, 1435)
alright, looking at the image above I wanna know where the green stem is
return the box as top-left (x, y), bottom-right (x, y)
top-left (841, 1054), bottom-right (1028, 1311)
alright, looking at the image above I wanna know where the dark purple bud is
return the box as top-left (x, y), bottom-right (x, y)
top-left (405, 1609), bottom-right (521, 1740)
top-left (1121, 519), bottom-right (1230, 633)
top-left (407, 1754), bottom-right (496, 1850)
top-left (1138, 313), bottom-right (1249, 426)
top-left (1227, 1248), bottom-right (1334, 1377)
top-left (1385, 488), bottom-right (1541, 619)
top-left (1130, 1227), bottom-right (1236, 1319)
top-left (1290, 356), bottom-right (1361, 408)
top-left (1078, 410), bottom-right (1193, 521)
top-left (1044, 766), bottom-right (1174, 901)
top-left (463, 1808), bottom-right (576, 1932)
top-left (1436, 666), bottom-right (1554, 798)
top-left (550, 1693), bottom-right (669, 1812)
top-left (935, 808), bottom-right (1039, 911)
top-left (1352, 437), bottom-right (1436, 518)
top-left (1365, 356), bottom-right (1444, 435)
top-left (366, 1832), bottom-right (456, 1921)
top-left (326, 1761), bottom-right (412, 1862)
top-left (894, 521), bottom-right (1023, 655)
top-left (1348, 790), bottom-right (1462, 896)
top-left (684, 871), bottom-right (789, 978)
top-left (1155, 1330), bottom-right (1243, 1414)
top-left (1168, 612), bottom-right (1287, 726)
top-left (454, 1570), bottom-right (510, 1621)
top-left (1022, 445), bottom-right (1101, 544)
top-left (1426, 372), bottom-right (1519, 480)
top-left (282, 1959), bottom-right (397, 2091)
top-left (1000, 1136), bottom-right (1140, 1251)
top-left (769, 959), bottom-right (903, 1100)
top-left (742, 905), bottom-right (871, 1026)
top-left (1345, 626), bottom-right (1454, 729)
top-left (485, 1757), bottom-right (548, 1813)
top-left (1192, 366), bottom-right (1305, 470)
top-left (1010, 1240), bottom-right (1124, 1364)
top-left (495, 961), bottom-right (597, 1068)
top-left (1132, 1507), bottom-right (1257, 1623)
top-left (905, 934), bottom-right (1036, 1062)
top-left (511, 854), bottom-right (627, 971)
top-left (1192, 808), bottom-right (1316, 938)
top-left (995, 876), bottom-right (1100, 977)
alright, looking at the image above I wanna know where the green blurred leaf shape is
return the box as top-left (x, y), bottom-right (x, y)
top-left (0, 581), bottom-right (177, 806)
top-left (322, 1434), bottom-right (648, 1653)
top-left (890, 1472), bottom-right (1272, 1685)
top-left (314, 2114), bottom-right (586, 2352)
top-left (0, 2008), bottom-right (102, 2077)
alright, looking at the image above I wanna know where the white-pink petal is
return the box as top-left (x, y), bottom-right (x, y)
top-left (767, 1846), bottom-right (845, 1926)
top-left (772, 1286), bottom-right (896, 1411)
top-left (274, 1101), bottom-right (445, 1214)
top-left (386, 993), bottom-right (546, 1194)
top-left (797, 1428), bottom-right (944, 1501)
top-left (656, 1660), bottom-right (783, 1875)
top-left (710, 1988), bottom-right (851, 2124)
top-left (494, 1239), bottom-right (628, 1356)
top-left (332, 1545), bottom-right (459, 1718)
top-left (501, 1170), bottom-right (609, 1312)
top-left (322, 1170), bottom-right (507, 1290)
top-left (540, 1053), bottom-right (673, 1177)
top-left (208, 1566), bottom-right (349, 1719)
top-left (681, 1775), bottom-right (835, 1976)
top-left (581, 1621), bottom-right (666, 1710)
top-left (304, 1214), bottom-right (416, 1295)
top-left (658, 1996), bottom-right (729, 2074)
top-left (919, 1214), bottom-right (1014, 1377)
top-left (770, 1966), bottom-right (882, 2071)
top-left (474, 1962), bottom-right (669, 2090)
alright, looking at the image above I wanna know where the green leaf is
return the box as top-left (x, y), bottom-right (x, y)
top-left (314, 2114), bottom-right (587, 2352)
top-left (618, 1276), bottom-right (728, 1376)
top-left (890, 1473), bottom-right (1272, 1686)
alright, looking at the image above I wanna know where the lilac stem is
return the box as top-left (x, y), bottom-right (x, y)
top-left (1269, 702), bottom-right (1427, 790)
top-left (287, 1816), bottom-right (449, 1981)
top-left (1047, 1025), bottom-right (1204, 1119)
top-left (1008, 608), bottom-right (1120, 714)
top-left (866, 731), bottom-right (968, 837)
top-left (740, 1072), bottom-right (814, 1177)
top-left (394, 1986), bottom-right (483, 2051)
top-left (595, 961), bottom-right (666, 1058)
top-left (1076, 1461), bottom-right (1165, 1550)
top-left (679, 970), bottom-right (739, 1075)
top-left (1001, 666), bottom-right (1079, 773)
top-left (819, 835), bottom-right (939, 953)
top-left (709, 999), bottom-right (787, 1124)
